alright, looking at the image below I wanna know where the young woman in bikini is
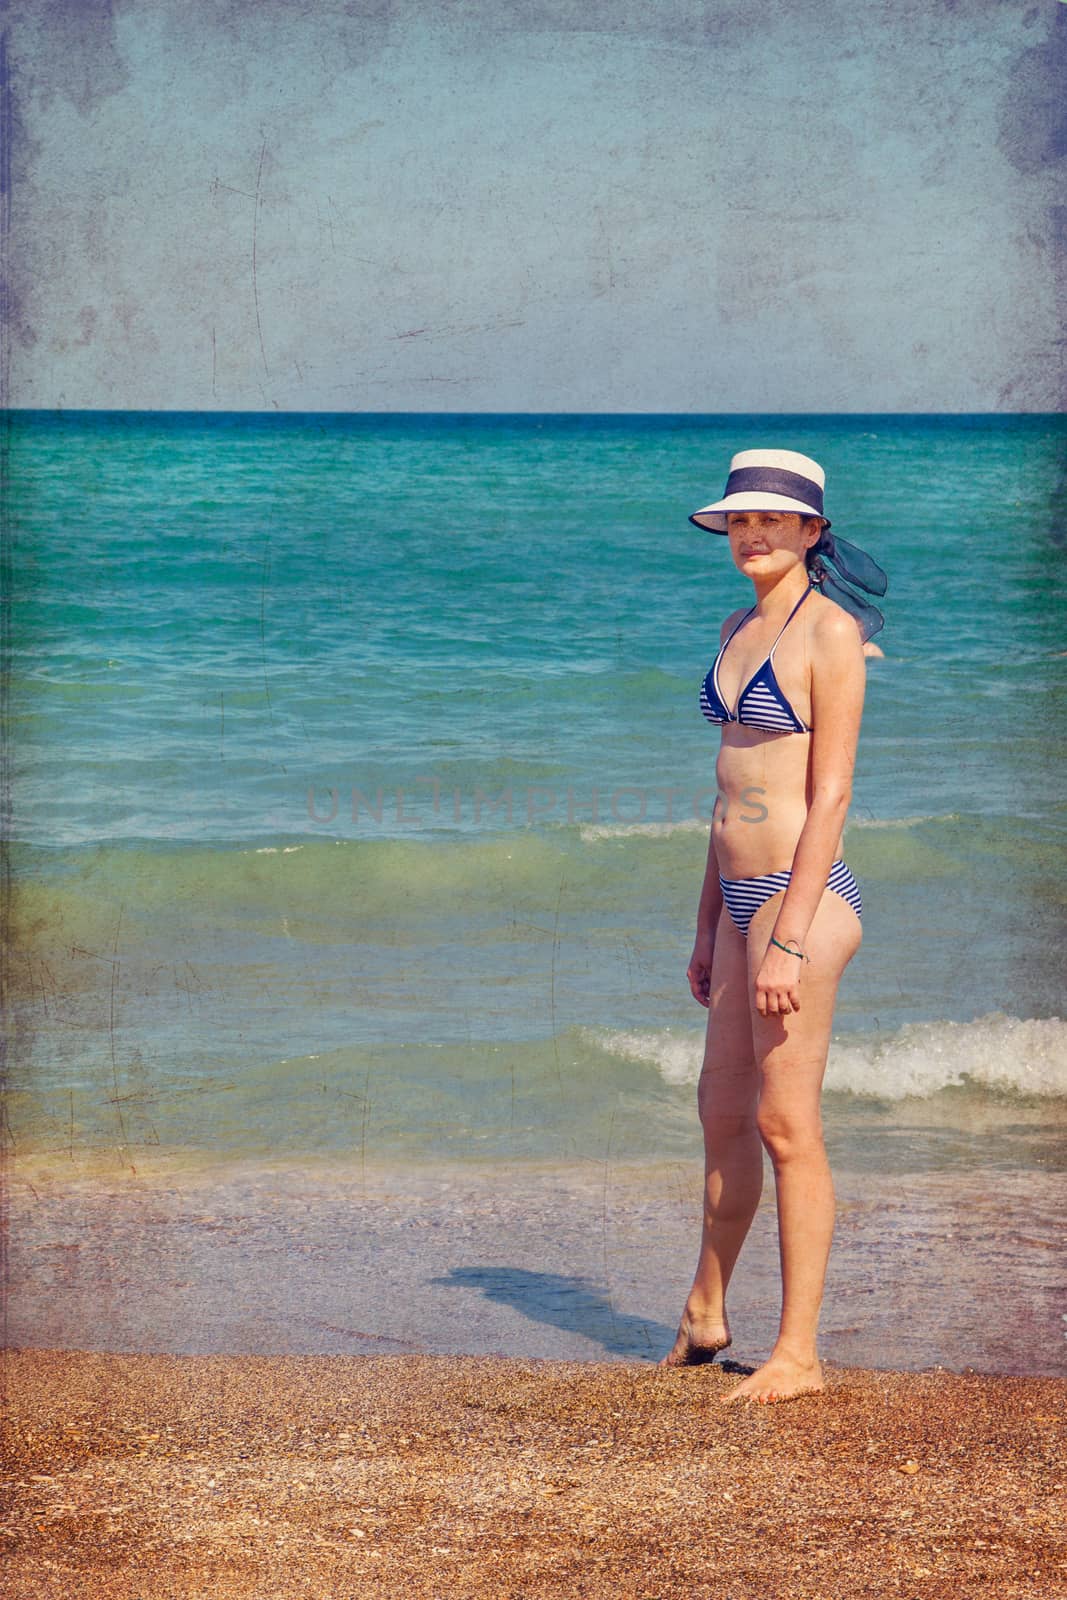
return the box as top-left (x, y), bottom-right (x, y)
top-left (661, 448), bottom-right (887, 1405)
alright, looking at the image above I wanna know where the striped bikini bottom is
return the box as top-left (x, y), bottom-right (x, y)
top-left (719, 858), bottom-right (862, 940)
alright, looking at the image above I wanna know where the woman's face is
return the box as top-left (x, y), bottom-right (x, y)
top-left (725, 510), bottom-right (822, 576)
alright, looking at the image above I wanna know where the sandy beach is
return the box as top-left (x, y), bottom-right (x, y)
top-left (2, 1348), bottom-right (1064, 1598)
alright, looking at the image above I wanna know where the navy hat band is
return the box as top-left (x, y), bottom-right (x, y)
top-left (724, 466), bottom-right (824, 516)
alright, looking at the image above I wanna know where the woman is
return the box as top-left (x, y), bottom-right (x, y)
top-left (661, 448), bottom-right (887, 1405)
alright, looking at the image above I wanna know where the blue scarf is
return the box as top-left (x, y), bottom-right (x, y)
top-left (807, 531), bottom-right (888, 643)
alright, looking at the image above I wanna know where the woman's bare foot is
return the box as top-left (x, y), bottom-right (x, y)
top-left (720, 1351), bottom-right (824, 1405)
top-left (658, 1307), bottom-right (732, 1367)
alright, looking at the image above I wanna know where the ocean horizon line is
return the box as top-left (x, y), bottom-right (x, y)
top-left (4, 407), bottom-right (1064, 421)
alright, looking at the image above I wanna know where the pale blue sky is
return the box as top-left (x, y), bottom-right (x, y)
top-left (10, 0), bottom-right (1065, 410)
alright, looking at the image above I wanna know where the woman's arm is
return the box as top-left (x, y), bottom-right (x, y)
top-left (688, 608), bottom-right (743, 1006)
top-left (696, 822), bottom-right (724, 938)
top-left (756, 605), bottom-right (866, 1011)
top-left (688, 821), bottom-right (724, 1007)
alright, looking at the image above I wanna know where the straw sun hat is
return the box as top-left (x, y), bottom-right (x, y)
top-left (689, 448), bottom-right (829, 534)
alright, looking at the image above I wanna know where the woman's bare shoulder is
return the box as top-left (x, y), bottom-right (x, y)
top-left (810, 593), bottom-right (887, 659)
top-left (807, 590), bottom-right (867, 659)
top-left (718, 604), bottom-right (750, 643)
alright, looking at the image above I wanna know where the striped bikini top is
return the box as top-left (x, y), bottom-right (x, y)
top-left (700, 582), bottom-right (814, 734)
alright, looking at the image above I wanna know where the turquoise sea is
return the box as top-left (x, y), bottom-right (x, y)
top-left (4, 411), bottom-right (1066, 1373)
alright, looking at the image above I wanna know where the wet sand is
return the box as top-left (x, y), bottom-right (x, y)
top-left (2, 1348), bottom-right (1064, 1599)
top-left (7, 1158), bottom-right (1067, 1374)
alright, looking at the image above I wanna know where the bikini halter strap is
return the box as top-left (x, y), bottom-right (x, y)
top-left (768, 580), bottom-right (816, 652)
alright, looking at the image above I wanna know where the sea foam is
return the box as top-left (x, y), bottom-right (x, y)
top-left (588, 1012), bottom-right (1067, 1101)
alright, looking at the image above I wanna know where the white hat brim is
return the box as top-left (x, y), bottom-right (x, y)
top-left (689, 491), bottom-right (825, 533)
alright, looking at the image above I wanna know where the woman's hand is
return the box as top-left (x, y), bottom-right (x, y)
top-left (754, 943), bottom-right (803, 1017)
top-left (687, 932), bottom-right (715, 1008)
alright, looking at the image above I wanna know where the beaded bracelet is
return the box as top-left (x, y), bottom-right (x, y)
top-left (770, 935), bottom-right (809, 962)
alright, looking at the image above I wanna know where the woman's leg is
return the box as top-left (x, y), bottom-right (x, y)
top-left (660, 903), bottom-right (763, 1366)
top-left (720, 884), bottom-right (862, 1404)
